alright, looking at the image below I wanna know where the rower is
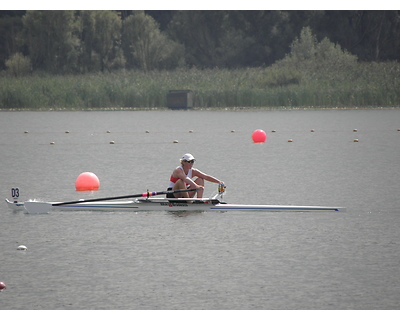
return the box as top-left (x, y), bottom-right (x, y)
top-left (167, 153), bottom-right (224, 198)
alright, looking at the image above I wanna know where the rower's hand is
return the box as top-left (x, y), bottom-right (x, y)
top-left (196, 185), bottom-right (204, 191)
top-left (218, 183), bottom-right (226, 193)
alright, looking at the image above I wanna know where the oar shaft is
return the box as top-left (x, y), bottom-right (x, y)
top-left (52, 188), bottom-right (198, 206)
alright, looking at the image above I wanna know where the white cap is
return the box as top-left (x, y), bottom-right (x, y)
top-left (181, 153), bottom-right (195, 162)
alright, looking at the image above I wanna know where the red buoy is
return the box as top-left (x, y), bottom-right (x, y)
top-left (252, 129), bottom-right (267, 143)
top-left (0, 282), bottom-right (6, 291)
top-left (75, 172), bottom-right (100, 191)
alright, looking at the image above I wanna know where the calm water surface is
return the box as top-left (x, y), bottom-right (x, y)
top-left (1, 109), bottom-right (399, 309)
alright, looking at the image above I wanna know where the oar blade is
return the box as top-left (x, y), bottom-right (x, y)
top-left (24, 201), bottom-right (53, 214)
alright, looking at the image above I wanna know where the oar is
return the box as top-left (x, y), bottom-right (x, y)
top-left (24, 188), bottom-right (198, 214)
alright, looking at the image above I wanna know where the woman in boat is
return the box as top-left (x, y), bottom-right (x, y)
top-left (167, 153), bottom-right (224, 198)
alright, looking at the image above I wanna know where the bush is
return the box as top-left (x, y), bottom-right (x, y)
top-left (5, 53), bottom-right (32, 77)
top-left (0, 63), bottom-right (398, 110)
top-left (280, 26), bottom-right (358, 76)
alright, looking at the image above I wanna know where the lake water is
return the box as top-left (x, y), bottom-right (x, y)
top-left (1, 109), bottom-right (400, 310)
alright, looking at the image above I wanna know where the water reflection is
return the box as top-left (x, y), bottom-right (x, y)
top-left (168, 210), bottom-right (205, 218)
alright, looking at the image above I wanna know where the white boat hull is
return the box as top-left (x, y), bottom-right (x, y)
top-left (6, 198), bottom-right (346, 214)
top-left (6, 199), bottom-right (26, 211)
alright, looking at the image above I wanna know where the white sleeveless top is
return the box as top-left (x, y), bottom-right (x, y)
top-left (168, 166), bottom-right (192, 189)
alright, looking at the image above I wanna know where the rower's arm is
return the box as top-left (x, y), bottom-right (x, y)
top-left (193, 169), bottom-right (224, 185)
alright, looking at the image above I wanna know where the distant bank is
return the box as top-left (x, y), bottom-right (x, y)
top-left (0, 65), bottom-right (399, 110)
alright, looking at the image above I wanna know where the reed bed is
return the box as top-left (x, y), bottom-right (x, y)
top-left (0, 62), bottom-right (399, 110)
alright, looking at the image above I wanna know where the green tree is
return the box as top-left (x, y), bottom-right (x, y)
top-left (315, 37), bottom-right (358, 72)
top-left (288, 27), bottom-right (357, 70)
top-left (225, 11), bottom-right (297, 66)
top-left (167, 11), bottom-right (227, 68)
top-left (289, 26), bottom-right (318, 62)
top-left (91, 11), bottom-right (123, 72)
top-left (0, 13), bottom-right (24, 70)
top-left (166, 11), bottom-right (317, 68)
top-left (5, 52), bottom-right (31, 76)
top-left (122, 11), bottom-right (183, 71)
top-left (77, 10), bottom-right (97, 72)
top-left (303, 10), bottom-right (400, 62)
top-left (22, 10), bottom-right (79, 73)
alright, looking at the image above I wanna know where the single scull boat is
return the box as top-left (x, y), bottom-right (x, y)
top-left (6, 187), bottom-right (345, 214)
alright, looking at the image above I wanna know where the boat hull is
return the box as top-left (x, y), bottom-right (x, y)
top-left (6, 199), bottom-right (26, 211)
top-left (7, 198), bottom-right (345, 213)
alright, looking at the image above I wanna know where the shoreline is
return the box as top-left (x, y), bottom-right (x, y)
top-left (1, 106), bottom-right (399, 112)
top-left (1, 63), bottom-right (399, 111)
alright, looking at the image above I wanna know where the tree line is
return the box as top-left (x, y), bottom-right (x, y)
top-left (0, 10), bottom-right (399, 75)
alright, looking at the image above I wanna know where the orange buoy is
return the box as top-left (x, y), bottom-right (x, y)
top-left (75, 172), bottom-right (100, 191)
top-left (252, 129), bottom-right (267, 143)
